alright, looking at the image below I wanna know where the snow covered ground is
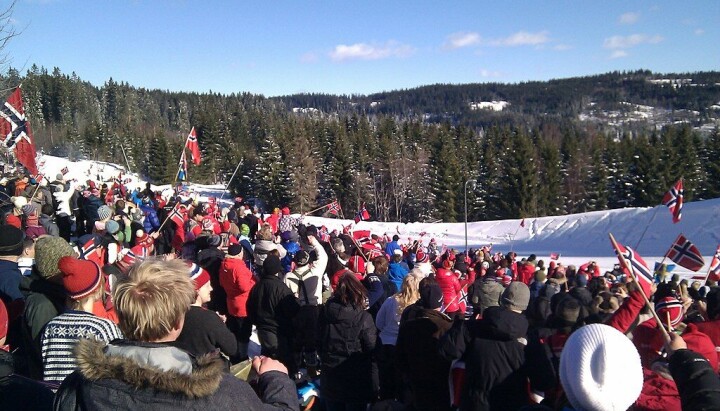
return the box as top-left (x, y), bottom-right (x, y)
top-left (37, 154), bottom-right (720, 280)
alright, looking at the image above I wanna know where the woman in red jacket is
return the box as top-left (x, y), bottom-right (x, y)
top-left (219, 243), bottom-right (256, 360)
top-left (435, 253), bottom-right (461, 318)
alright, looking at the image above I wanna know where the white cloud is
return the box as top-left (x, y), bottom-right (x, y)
top-left (603, 34), bottom-right (663, 49)
top-left (329, 41), bottom-right (415, 62)
top-left (610, 50), bottom-right (628, 59)
top-left (553, 44), bottom-right (573, 51)
top-left (444, 32), bottom-right (481, 49)
top-left (695, 28), bottom-right (705, 35)
top-left (486, 31), bottom-right (550, 47)
top-left (619, 12), bottom-right (640, 24)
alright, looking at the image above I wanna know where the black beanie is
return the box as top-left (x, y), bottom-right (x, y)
top-left (419, 283), bottom-right (444, 310)
top-left (227, 244), bottom-right (243, 256)
top-left (263, 254), bottom-right (284, 277)
top-left (294, 250), bottom-right (310, 267)
top-left (0, 225), bottom-right (25, 256)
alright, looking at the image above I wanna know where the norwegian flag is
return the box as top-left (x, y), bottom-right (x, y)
top-left (665, 234), bottom-right (705, 272)
top-left (61, 166), bottom-right (69, 175)
top-left (354, 202), bottom-right (370, 223)
top-left (169, 203), bottom-right (188, 227)
top-left (549, 252), bottom-right (560, 260)
top-left (327, 200), bottom-right (341, 215)
top-left (78, 236), bottom-right (105, 267)
top-left (694, 246), bottom-right (720, 281)
top-left (0, 88), bottom-right (38, 174)
top-left (318, 226), bottom-right (331, 243)
top-left (662, 179), bottom-right (683, 224)
top-left (352, 230), bottom-right (372, 240)
top-left (612, 240), bottom-right (653, 294)
top-left (31, 173), bottom-right (44, 183)
top-left (458, 285), bottom-right (469, 314)
top-left (185, 127), bottom-right (201, 165)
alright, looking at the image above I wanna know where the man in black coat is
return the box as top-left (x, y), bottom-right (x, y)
top-left (440, 282), bottom-right (531, 411)
top-left (247, 253), bottom-right (300, 375)
top-left (667, 332), bottom-right (720, 410)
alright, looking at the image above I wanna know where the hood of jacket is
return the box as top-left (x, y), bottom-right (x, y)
top-left (324, 298), bottom-right (366, 325)
top-left (476, 306), bottom-right (529, 341)
top-left (75, 338), bottom-right (226, 398)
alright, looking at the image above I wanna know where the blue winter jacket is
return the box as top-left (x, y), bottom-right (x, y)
top-left (140, 204), bottom-right (160, 233)
top-left (388, 261), bottom-right (409, 291)
top-left (384, 241), bottom-right (401, 257)
top-left (280, 241), bottom-right (301, 273)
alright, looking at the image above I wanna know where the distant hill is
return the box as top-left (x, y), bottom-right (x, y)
top-left (274, 70), bottom-right (720, 133)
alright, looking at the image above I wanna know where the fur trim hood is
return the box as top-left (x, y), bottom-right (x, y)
top-left (75, 338), bottom-right (225, 398)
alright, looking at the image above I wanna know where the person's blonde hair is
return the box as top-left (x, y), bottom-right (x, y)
top-left (256, 224), bottom-right (274, 241)
top-left (113, 259), bottom-right (194, 342)
top-left (394, 274), bottom-right (421, 315)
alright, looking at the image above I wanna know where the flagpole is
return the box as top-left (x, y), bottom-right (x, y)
top-left (509, 221), bottom-right (523, 252)
top-left (306, 203), bottom-right (331, 215)
top-left (157, 203), bottom-right (180, 233)
top-left (173, 130), bottom-right (193, 185)
top-left (220, 158), bottom-right (243, 200)
top-left (633, 205), bottom-right (661, 250)
top-left (119, 143), bottom-right (132, 174)
top-left (609, 233), bottom-right (671, 343)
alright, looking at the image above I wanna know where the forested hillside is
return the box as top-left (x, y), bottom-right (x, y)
top-left (1, 66), bottom-right (719, 223)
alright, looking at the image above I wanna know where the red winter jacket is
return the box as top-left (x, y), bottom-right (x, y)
top-left (578, 262), bottom-right (601, 277)
top-left (692, 319), bottom-right (720, 365)
top-left (219, 257), bottom-right (256, 318)
top-left (436, 267), bottom-right (461, 313)
top-left (517, 262), bottom-right (535, 285)
top-left (634, 368), bottom-right (682, 411)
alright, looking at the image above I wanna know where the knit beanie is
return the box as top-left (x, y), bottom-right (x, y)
top-left (294, 250), bottom-right (310, 267)
top-left (655, 296), bottom-right (684, 327)
top-left (207, 235), bottom-right (222, 247)
top-left (21, 203), bottom-right (37, 217)
top-left (35, 236), bottom-right (76, 278)
top-left (188, 263), bottom-right (211, 291)
top-left (560, 324), bottom-right (643, 411)
top-left (415, 248), bottom-right (429, 263)
top-left (0, 225), bottom-right (25, 256)
top-left (59, 256), bottom-right (102, 300)
top-left (105, 220), bottom-right (120, 235)
top-left (263, 254), bottom-right (284, 277)
top-left (11, 196), bottom-right (27, 211)
top-left (115, 246), bottom-right (148, 274)
top-left (419, 283), bottom-right (444, 310)
top-left (97, 205), bottom-right (112, 221)
top-left (501, 282), bottom-right (530, 312)
top-left (4, 214), bottom-right (21, 229)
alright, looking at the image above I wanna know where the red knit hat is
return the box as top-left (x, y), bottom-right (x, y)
top-left (115, 246), bottom-right (148, 273)
top-left (0, 299), bottom-right (8, 340)
top-left (135, 230), bottom-right (154, 249)
top-left (415, 248), bottom-right (429, 263)
top-left (59, 256), bottom-right (102, 300)
top-left (5, 214), bottom-right (21, 229)
top-left (655, 296), bottom-right (684, 327)
top-left (281, 207), bottom-right (290, 215)
top-left (188, 263), bottom-right (211, 291)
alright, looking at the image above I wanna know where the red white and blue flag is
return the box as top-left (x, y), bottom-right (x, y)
top-left (327, 200), bottom-right (341, 215)
top-left (185, 127), bottom-right (201, 165)
top-left (693, 245), bottom-right (720, 281)
top-left (354, 202), bottom-right (370, 223)
top-left (662, 179), bottom-right (683, 224)
top-left (61, 166), bottom-right (69, 175)
top-left (613, 240), bottom-right (653, 293)
top-left (665, 234), bottom-right (705, 272)
top-left (169, 203), bottom-right (188, 227)
top-left (78, 236), bottom-right (105, 267)
top-left (0, 88), bottom-right (38, 174)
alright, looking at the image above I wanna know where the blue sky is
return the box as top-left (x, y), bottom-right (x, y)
top-left (4, 1), bottom-right (719, 97)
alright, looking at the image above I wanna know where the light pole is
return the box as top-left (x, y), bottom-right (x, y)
top-left (464, 179), bottom-right (476, 254)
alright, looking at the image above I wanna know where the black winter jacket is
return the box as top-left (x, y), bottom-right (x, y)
top-left (247, 274), bottom-right (300, 333)
top-left (53, 339), bottom-right (298, 411)
top-left (440, 306), bottom-right (529, 411)
top-left (318, 297), bottom-right (377, 403)
top-left (668, 348), bottom-right (720, 411)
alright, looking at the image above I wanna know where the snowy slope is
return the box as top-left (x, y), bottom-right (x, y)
top-left (37, 154), bottom-right (720, 279)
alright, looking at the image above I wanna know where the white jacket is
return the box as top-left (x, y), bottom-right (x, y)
top-left (283, 240), bottom-right (328, 306)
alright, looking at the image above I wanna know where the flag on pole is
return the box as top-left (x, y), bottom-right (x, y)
top-left (0, 88), bottom-right (38, 174)
top-left (693, 246), bottom-right (720, 281)
top-left (327, 200), bottom-right (341, 215)
top-left (662, 179), bottom-right (683, 224)
top-left (549, 252), bottom-right (560, 260)
top-left (612, 240), bottom-right (653, 293)
top-left (169, 203), bottom-right (188, 227)
top-left (354, 202), bottom-right (370, 223)
top-left (78, 236), bottom-right (106, 267)
top-left (61, 166), bottom-right (69, 175)
top-left (185, 127), bottom-right (201, 165)
top-left (665, 234), bottom-right (705, 272)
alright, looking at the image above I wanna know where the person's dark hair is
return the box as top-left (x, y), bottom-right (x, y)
top-left (392, 234), bottom-right (399, 242)
top-left (587, 276), bottom-right (608, 297)
top-left (334, 273), bottom-right (367, 309)
top-left (41, 204), bottom-right (54, 216)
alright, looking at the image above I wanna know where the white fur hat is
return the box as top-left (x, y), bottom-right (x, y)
top-left (560, 324), bottom-right (643, 411)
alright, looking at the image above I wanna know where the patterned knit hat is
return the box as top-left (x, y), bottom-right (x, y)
top-left (115, 246), bottom-right (148, 274)
top-left (188, 263), bottom-right (211, 291)
top-left (655, 296), bottom-right (684, 327)
top-left (59, 256), bottom-right (102, 300)
top-left (105, 220), bottom-right (120, 235)
top-left (97, 205), bottom-right (113, 221)
top-left (415, 248), bottom-right (429, 263)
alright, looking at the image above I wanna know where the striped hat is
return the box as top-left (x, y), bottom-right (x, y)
top-left (655, 296), bottom-right (684, 327)
top-left (115, 246), bottom-right (148, 273)
top-left (188, 263), bottom-right (211, 291)
top-left (59, 256), bottom-right (102, 300)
